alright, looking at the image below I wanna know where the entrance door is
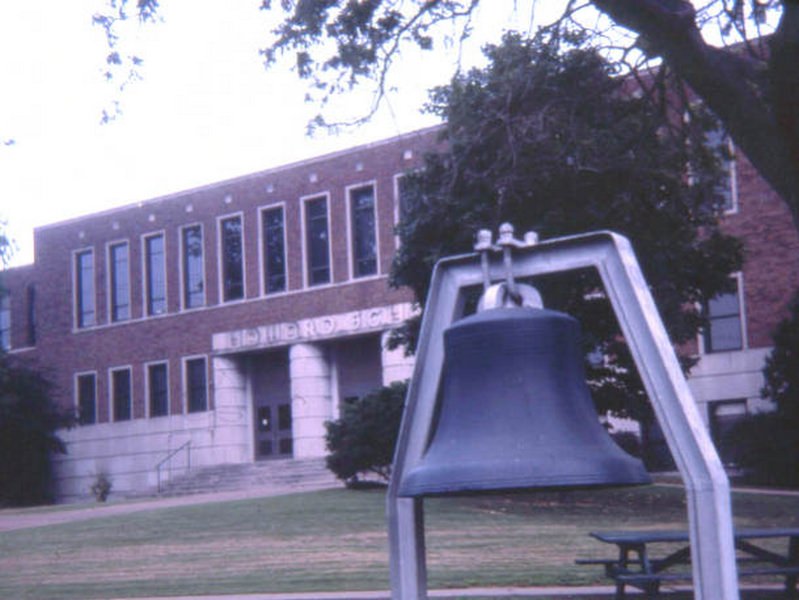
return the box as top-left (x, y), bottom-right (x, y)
top-left (255, 400), bottom-right (293, 459)
top-left (251, 350), bottom-right (293, 460)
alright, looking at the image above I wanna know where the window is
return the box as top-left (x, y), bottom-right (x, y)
top-left (76, 373), bottom-right (96, 425)
top-left (261, 206), bottom-right (286, 294)
top-left (75, 249), bottom-right (95, 328)
top-left (0, 293), bottom-right (10, 351)
top-left (109, 242), bottom-right (130, 322)
top-left (111, 367), bottom-right (132, 422)
top-left (220, 216), bottom-right (244, 301)
top-left (186, 357), bottom-right (207, 413)
top-left (25, 285), bottom-right (35, 346)
top-left (349, 184), bottom-right (378, 277)
top-left (705, 127), bottom-right (738, 213)
top-left (147, 362), bottom-right (169, 417)
top-left (304, 196), bottom-right (330, 286)
top-left (181, 225), bottom-right (205, 309)
top-left (708, 399), bottom-right (748, 466)
top-left (703, 277), bottom-right (744, 353)
top-left (144, 234), bottom-right (166, 316)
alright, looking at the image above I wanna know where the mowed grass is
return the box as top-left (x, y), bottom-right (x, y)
top-left (1, 485), bottom-right (798, 599)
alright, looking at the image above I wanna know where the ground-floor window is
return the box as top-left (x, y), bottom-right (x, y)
top-left (147, 362), bottom-right (169, 417)
top-left (185, 357), bottom-right (208, 413)
top-left (76, 372), bottom-right (97, 425)
top-left (111, 367), bottom-right (132, 421)
top-left (708, 399), bottom-right (748, 466)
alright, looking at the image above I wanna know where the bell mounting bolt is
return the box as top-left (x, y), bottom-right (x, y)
top-left (475, 223), bottom-right (541, 310)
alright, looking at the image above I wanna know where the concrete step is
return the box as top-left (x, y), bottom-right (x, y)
top-left (130, 458), bottom-right (342, 499)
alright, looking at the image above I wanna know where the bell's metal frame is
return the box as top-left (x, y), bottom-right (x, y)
top-left (387, 230), bottom-right (739, 599)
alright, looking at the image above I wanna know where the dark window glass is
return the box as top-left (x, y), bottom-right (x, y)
top-left (704, 280), bottom-right (743, 353)
top-left (25, 285), bottom-right (35, 346)
top-left (0, 293), bottom-right (9, 351)
top-left (279, 438), bottom-right (293, 455)
top-left (181, 226), bottom-right (204, 309)
top-left (278, 403), bottom-right (292, 431)
top-left (112, 368), bottom-right (132, 422)
top-left (76, 250), bottom-right (95, 328)
top-left (110, 242), bottom-right (130, 322)
top-left (258, 406), bottom-right (272, 432)
top-left (77, 373), bottom-right (96, 425)
top-left (305, 197), bottom-right (330, 286)
top-left (221, 216), bottom-right (244, 301)
top-left (145, 234), bottom-right (166, 316)
top-left (705, 127), bottom-right (736, 212)
top-left (350, 185), bottom-right (377, 277)
top-left (148, 363), bottom-right (169, 417)
top-left (186, 358), bottom-right (207, 413)
top-left (262, 207), bottom-right (286, 293)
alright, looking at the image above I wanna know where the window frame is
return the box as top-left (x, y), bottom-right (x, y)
top-left (259, 203), bottom-right (288, 295)
top-left (217, 213), bottom-right (246, 303)
top-left (109, 366), bottom-right (133, 422)
top-left (179, 223), bottom-right (206, 311)
top-left (145, 360), bottom-right (170, 418)
top-left (73, 247), bottom-right (96, 329)
top-left (701, 273), bottom-right (747, 354)
top-left (75, 371), bottom-right (98, 426)
top-left (107, 240), bottom-right (131, 323)
top-left (301, 193), bottom-right (332, 287)
top-left (346, 181), bottom-right (380, 279)
top-left (0, 291), bottom-right (10, 351)
top-left (142, 231), bottom-right (167, 317)
top-left (184, 355), bottom-right (208, 414)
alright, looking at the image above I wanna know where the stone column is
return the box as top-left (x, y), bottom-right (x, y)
top-left (212, 355), bottom-right (251, 464)
top-left (289, 343), bottom-right (332, 458)
top-left (381, 330), bottom-right (415, 386)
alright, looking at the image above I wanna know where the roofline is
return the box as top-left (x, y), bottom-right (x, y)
top-left (36, 123), bottom-right (444, 233)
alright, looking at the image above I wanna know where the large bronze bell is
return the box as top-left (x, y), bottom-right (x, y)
top-left (398, 305), bottom-right (651, 497)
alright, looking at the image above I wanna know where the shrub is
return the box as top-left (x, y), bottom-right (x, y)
top-left (728, 413), bottom-right (799, 488)
top-left (325, 381), bottom-right (406, 486)
top-left (91, 472), bottom-right (112, 502)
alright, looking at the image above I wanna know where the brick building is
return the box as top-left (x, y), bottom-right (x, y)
top-left (1, 124), bottom-right (798, 501)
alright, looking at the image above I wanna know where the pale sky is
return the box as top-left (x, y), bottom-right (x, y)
top-left (0, 1), bottom-right (558, 266)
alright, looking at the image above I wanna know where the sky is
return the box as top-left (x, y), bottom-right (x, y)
top-left (0, 1), bottom-right (553, 266)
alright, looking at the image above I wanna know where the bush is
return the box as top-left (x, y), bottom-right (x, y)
top-left (325, 381), bottom-right (406, 486)
top-left (728, 413), bottom-right (799, 488)
top-left (91, 472), bottom-right (112, 502)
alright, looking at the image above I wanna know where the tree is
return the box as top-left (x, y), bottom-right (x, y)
top-left (390, 33), bottom-right (742, 422)
top-left (325, 381), bottom-right (406, 485)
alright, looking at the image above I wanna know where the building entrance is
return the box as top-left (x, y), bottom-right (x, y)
top-left (250, 350), bottom-right (293, 460)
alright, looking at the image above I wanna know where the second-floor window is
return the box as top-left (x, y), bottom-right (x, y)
top-left (304, 196), bottom-right (330, 286)
top-left (111, 367), bottom-right (132, 422)
top-left (145, 234), bottom-right (166, 316)
top-left (181, 225), bottom-right (205, 309)
top-left (77, 373), bottom-right (96, 425)
top-left (262, 206), bottom-right (286, 294)
top-left (703, 277), bottom-right (744, 353)
top-left (75, 249), bottom-right (95, 328)
top-left (148, 362), bottom-right (169, 417)
top-left (109, 242), bottom-right (130, 322)
top-left (349, 185), bottom-right (378, 277)
top-left (0, 293), bottom-right (10, 351)
top-left (220, 216), bottom-right (244, 302)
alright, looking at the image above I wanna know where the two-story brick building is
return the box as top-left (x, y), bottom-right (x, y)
top-left (1, 123), bottom-right (798, 501)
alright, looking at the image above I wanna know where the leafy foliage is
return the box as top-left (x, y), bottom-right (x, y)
top-left (325, 381), bottom-right (406, 485)
top-left (0, 355), bottom-right (72, 506)
top-left (390, 33), bottom-right (743, 420)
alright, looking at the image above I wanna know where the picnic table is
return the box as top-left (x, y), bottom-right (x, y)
top-left (577, 527), bottom-right (799, 598)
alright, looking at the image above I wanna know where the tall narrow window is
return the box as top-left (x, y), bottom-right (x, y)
top-left (220, 216), bottom-right (244, 301)
top-left (77, 373), bottom-right (96, 425)
top-left (262, 206), bottom-right (286, 293)
top-left (704, 277), bottom-right (744, 353)
top-left (181, 225), bottom-right (204, 309)
top-left (148, 362), bottom-right (169, 417)
top-left (305, 196), bottom-right (330, 286)
top-left (0, 293), bottom-right (10, 351)
top-left (25, 285), bottom-right (36, 346)
top-left (349, 185), bottom-right (377, 277)
top-left (186, 357), bottom-right (207, 413)
top-left (109, 242), bottom-right (130, 322)
top-left (75, 250), bottom-right (95, 328)
top-left (145, 234), bottom-right (166, 316)
top-left (111, 368), bottom-right (132, 422)
top-left (705, 127), bottom-right (737, 213)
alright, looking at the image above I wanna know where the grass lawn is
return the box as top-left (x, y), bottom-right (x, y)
top-left (0, 485), bottom-right (798, 599)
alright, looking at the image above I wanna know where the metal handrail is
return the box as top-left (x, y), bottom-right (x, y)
top-left (156, 440), bottom-right (191, 493)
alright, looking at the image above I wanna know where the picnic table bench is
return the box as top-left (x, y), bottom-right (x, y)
top-left (577, 527), bottom-right (799, 598)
